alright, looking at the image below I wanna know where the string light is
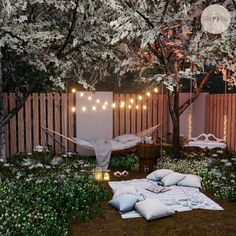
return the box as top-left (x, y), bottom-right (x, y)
top-left (92, 106), bottom-right (96, 111)
top-left (136, 105), bottom-right (139, 110)
top-left (188, 113), bottom-right (192, 140)
top-left (223, 114), bottom-right (227, 142)
top-left (112, 103), bottom-right (116, 108)
top-left (102, 105), bottom-right (106, 110)
top-left (130, 99), bottom-right (134, 104)
top-left (154, 88), bottom-right (158, 93)
top-left (96, 99), bottom-right (100, 103)
top-left (138, 96), bottom-right (143, 100)
top-left (88, 96), bottom-right (92, 100)
top-left (128, 105), bottom-right (132, 109)
top-left (82, 106), bottom-right (86, 112)
top-left (71, 107), bottom-right (76, 113)
top-left (146, 92), bottom-right (151, 97)
top-left (120, 101), bottom-right (125, 108)
top-left (143, 105), bottom-right (147, 110)
top-left (80, 93), bottom-right (84, 97)
top-left (104, 101), bottom-right (108, 105)
top-left (71, 88), bottom-right (76, 93)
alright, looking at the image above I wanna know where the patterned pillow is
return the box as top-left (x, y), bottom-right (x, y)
top-left (161, 172), bottom-right (185, 186)
top-left (177, 174), bottom-right (201, 188)
top-left (113, 185), bottom-right (138, 198)
top-left (146, 169), bottom-right (174, 181)
top-left (135, 198), bottom-right (175, 220)
top-left (109, 194), bottom-right (144, 212)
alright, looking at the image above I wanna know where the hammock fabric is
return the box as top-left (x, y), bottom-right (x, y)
top-left (42, 124), bottom-right (160, 152)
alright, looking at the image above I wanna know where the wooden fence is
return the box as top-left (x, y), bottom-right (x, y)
top-left (207, 94), bottom-right (236, 152)
top-left (3, 93), bottom-right (169, 158)
top-left (3, 93), bottom-right (76, 158)
top-left (4, 92), bottom-right (236, 157)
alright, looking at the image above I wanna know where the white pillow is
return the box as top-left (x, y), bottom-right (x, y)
top-left (161, 172), bottom-right (185, 186)
top-left (113, 186), bottom-right (138, 198)
top-left (135, 198), bottom-right (175, 220)
top-left (114, 134), bottom-right (140, 143)
top-left (177, 174), bottom-right (201, 188)
top-left (146, 169), bottom-right (174, 181)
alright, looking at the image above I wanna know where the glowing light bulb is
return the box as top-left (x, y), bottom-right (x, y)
top-left (136, 105), bottom-right (139, 110)
top-left (92, 106), bottom-right (96, 111)
top-left (102, 105), bottom-right (106, 110)
top-left (96, 99), bottom-right (100, 103)
top-left (88, 96), bottom-right (92, 100)
top-left (112, 103), bottom-right (116, 108)
top-left (146, 92), bottom-right (151, 97)
top-left (80, 93), bottom-right (84, 97)
top-left (154, 88), bottom-right (158, 93)
top-left (71, 107), bottom-right (76, 112)
top-left (71, 88), bottom-right (76, 93)
top-left (130, 99), bottom-right (134, 104)
top-left (104, 101), bottom-right (108, 105)
top-left (128, 105), bottom-right (132, 109)
top-left (138, 96), bottom-right (143, 100)
top-left (143, 105), bottom-right (147, 110)
top-left (82, 106), bottom-right (86, 112)
top-left (120, 101), bottom-right (125, 108)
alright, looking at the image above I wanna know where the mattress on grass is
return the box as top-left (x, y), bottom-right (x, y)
top-left (108, 178), bottom-right (223, 219)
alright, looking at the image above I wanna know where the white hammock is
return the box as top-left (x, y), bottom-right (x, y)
top-left (42, 124), bottom-right (160, 152)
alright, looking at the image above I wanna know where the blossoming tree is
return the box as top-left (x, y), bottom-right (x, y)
top-left (0, 0), bottom-right (113, 160)
top-left (104, 0), bottom-right (236, 158)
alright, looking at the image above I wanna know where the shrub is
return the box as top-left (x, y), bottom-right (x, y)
top-left (0, 154), bottom-right (108, 236)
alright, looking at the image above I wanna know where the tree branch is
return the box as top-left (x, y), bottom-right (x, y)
top-left (1, 79), bottom-right (39, 128)
top-left (178, 68), bottom-right (215, 115)
top-left (57, 0), bottom-right (80, 57)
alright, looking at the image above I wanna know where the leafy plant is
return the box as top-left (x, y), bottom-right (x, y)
top-left (0, 154), bottom-right (108, 235)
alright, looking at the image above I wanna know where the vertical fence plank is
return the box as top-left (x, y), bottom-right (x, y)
top-left (136, 94), bottom-right (142, 133)
top-left (40, 94), bottom-right (46, 146)
top-left (227, 94), bottom-right (232, 149)
top-left (47, 93), bottom-right (54, 150)
top-left (142, 94), bottom-right (147, 132)
top-left (33, 93), bottom-right (39, 148)
top-left (152, 94), bottom-right (158, 142)
top-left (147, 95), bottom-right (152, 130)
top-left (9, 93), bottom-right (17, 155)
top-left (18, 102), bottom-right (25, 153)
top-left (119, 94), bottom-right (125, 135)
top-left (113, 94), bottom-right (119, 137)
top-left (54, 93), bottom-right (61, 153)
top-left (131, 94), bottom-right (136, 134)
top-left (164, 95), bottom-right (169, 138)
top-left (3, 94), bottom-right (9, 158)
top-left (125, 94), bottom-right (131, 134)
top-left (232, 94), bottom-right (236, 151)
top-left (61, 93), bottom-right (68, 149)
top-left (219, 94), bottom-right (224, 138)
top-left (68, 93), bottom-right (75, 152)
top-left (158, 94), bottom-right (163, 138)
top-left (25, 95), bottom-right (32, 154)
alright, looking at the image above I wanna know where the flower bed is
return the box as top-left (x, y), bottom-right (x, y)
top-left (0, 153), bottom-right (108, 236)
top-left (157, 148), bottom-right (236, 201)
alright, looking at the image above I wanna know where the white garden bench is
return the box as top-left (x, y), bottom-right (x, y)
top-left (186, 133), bottom-right (226, 149)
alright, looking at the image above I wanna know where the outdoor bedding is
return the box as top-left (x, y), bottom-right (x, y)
top-left (108, 178), bottom-right (223, 219)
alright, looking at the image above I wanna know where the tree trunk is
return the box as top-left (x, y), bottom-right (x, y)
top-left (0, 49), bottom-right (6, 161)
top-left (172, 91), bottom-right (180, 159)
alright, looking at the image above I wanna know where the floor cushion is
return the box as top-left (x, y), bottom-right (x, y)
top-left (135, 198), bottom-right (175, 220)
top-left (146, 169), bottom-right (174, 181)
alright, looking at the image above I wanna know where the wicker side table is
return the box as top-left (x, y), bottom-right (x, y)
top-left (137, 144), bottom-right (160, 172)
